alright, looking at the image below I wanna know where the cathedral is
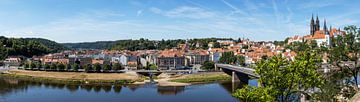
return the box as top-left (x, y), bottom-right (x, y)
top-left (310, 14), bottom-right (330, 36)
top-left (287, 15), bottom-right (345, 47)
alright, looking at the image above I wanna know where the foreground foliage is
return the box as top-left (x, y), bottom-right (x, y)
top-left (233, 51), bottom-right (324, 101)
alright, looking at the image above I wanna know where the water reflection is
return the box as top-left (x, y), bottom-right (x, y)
top-left (0, 76), bottom-right (247, 102)
top-left (157, 86), bottom-right (185, 95)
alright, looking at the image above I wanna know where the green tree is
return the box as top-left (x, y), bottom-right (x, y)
top-left (83, 64), bottom-right (93, 73)
top-left (237, 55), bottom-right (246, 66)
top-left (213, 42), bottom-right (221, 48)
top-left (35, 62), bottom-right (42, 70)
top-left (148, 64), bottom-right (157, 70)
top-left (326, 25), bottom-right (360, 98)
top-left (201, 61), bottom-right (215, 70)
top-left (234, 51), bottom-right (323, 102)
top-left (57, 63), bottom-right (65, 71)
top-left (65, 64), bottom-right (71, 71)
top-left (72, 63), bottom-right (79, 72)
top-left (50, 63), bottom-right (57, 71)
top-left (233, 85), bottom-right (276, 102)
top-left (30, 62), bottom-right (36, 70)
top-left (93, 63), bottom-right (102, 72)
top-left (112, 63), bottom-right (123, 71)
top-left (44, 64), bottom-right (50, 71)
top-left (103, 64), bottom-right (111, 72)
top-left (219, 52), bottom-right (237, 64)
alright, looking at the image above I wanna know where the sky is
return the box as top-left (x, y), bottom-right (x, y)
top-left (0, 0), bottom-right (359, 43)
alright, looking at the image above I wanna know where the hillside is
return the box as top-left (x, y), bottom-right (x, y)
top-left (62, 41), bottom-right (118, 50)
top-left (0, 36), bottom-right (67, 60)
top-left (62, 38), bottom-right (236, 51)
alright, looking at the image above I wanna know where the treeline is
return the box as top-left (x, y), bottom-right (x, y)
top-left (62, 41), bottom-right (119, 50)
top-left (111, 38), bottom-right (237, 51)
top-left (0, 36), bottom-right (67, 60)
top-left (23, 62), bottom-right (124, 73)
top-left (65, 38), bottom-right (238, 51)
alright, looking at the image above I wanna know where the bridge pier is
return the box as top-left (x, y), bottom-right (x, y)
top-left (231, 71), bottom-right (250, 84)
top-left (232, 71), bottom-right (239, 83)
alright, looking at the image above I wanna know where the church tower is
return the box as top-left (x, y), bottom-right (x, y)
top-left (310, 14), bottom-right (315, 35)
top-left (323, 19), bottom-right (328, 35)
top-left (315, 15), bottom-right (320, 31)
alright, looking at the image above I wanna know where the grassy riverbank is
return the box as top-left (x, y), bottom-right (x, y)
top-left (2, 69), bottom-right (142, 85)
top-left (170, 72), bottom-right (231, 83)
top-left (2, 70), bottom-right (231, 85)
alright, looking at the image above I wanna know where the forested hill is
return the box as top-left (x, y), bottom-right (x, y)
top-left (62, 41), bottom-right (119, 50)
top-left (24, 38), bottom-right (68, 52)
top-left (63, 38), bottom-right (237, 51)
top-left (0, 36), bottom-right (68, 60)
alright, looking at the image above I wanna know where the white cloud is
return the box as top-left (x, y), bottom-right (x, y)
top-left (137, 10), bottom-right (143, 16)
top-left (150, 6), bottom-right (215, 19)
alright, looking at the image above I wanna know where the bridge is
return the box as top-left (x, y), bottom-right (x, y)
top-left (215, 64), bottom-right (259, 84)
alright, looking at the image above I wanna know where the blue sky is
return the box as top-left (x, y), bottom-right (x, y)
top-left (0, 0), bottom-right (359, 43)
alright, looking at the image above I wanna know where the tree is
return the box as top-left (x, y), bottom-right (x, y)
top-left (44, 64), bottom-right (50, 71)
top-left (237, 55), bottom-right (246, 66)
top-left (103, 64), bottom-right (111, 72)
top-left (65, 64), bottom-right (71, 71)
top-left (0, 42), bottom-right (7, 60)
top-left (326, 25), bottom-right (360, 98)
top-left (148, 64), bottom-right (157, 70)
top-left (112, 63), bottom-right (123, 71)
top-left (83, 64), bottom-right (93, 73)
top-left (234, 51), bottom-right (323, 102)
top-left (50, 63), bottom-right (57, 71)
top-left (219, 52), bottom-right (237, 64)
top-left (233, 85), bottom-right (276, 102)
top-left (93, 63), bottom-right (102, 72)
top-left (72, 63), bottom-right (79, 72)
top-left (201, 61), bottom-right (215, 70)
top-left (35, 62), bottom-right (42, 70)
top-left (213, 42), bottom-right (221, 48)
top-left (30, 62), bottom-right (36, 70)
top-left (57, 63), bottom-right (65, 71)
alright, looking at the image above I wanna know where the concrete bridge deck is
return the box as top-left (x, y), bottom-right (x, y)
top-left (215, 64), bottom-right (260, 84)
top-left (215, 64), bottom-right (259, 78)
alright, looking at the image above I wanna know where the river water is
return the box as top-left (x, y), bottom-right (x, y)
top-left (0, 76), bottom-right (258, 102)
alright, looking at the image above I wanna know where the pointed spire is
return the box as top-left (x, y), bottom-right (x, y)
top-left (315, 14), bottom-right (320, 31)
top-left (316, 15), bottom-right (319, 21)
top-left (311, 14), bottom-right (314, 21)
top-left (323, 19), bottom-right (328, 35)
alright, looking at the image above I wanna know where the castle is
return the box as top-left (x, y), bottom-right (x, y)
top-left (287, 15), bottom-right (345, 47)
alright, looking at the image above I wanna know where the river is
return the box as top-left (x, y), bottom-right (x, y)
top-left (0, 76), bottom-right (258, 102)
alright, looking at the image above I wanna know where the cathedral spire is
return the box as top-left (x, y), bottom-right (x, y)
top-left (323, 19), bottom-right (329, 35)
top-left (310, 14), bottom-right (315, 35)
top-left (316, 14), bottom-right (320, 31)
